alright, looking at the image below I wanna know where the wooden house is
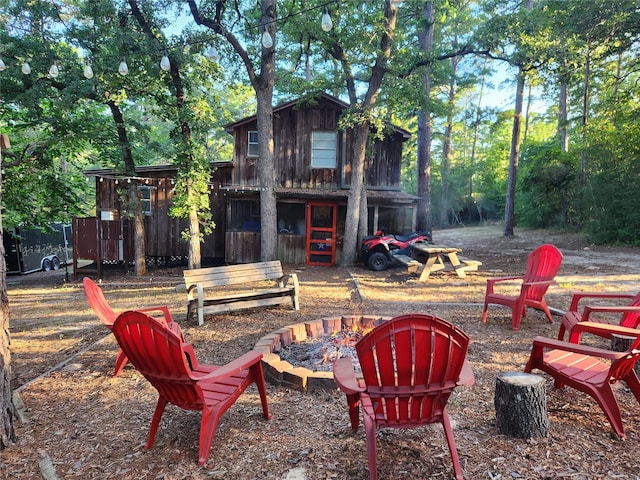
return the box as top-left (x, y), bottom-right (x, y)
top-left (82, 94), bottom-right (418, 268)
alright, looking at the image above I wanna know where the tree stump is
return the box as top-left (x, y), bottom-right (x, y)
top-left (611, 334), bottom-right (640, 377)
top-left (494, 372), bottom-right (548, 438)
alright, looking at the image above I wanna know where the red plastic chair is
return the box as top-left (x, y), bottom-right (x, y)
top-left (525, 335), bottom-right (640, 438)
top-left (557, 291), bottom-right (640, 342)
top-left (83, 276), bottom-right (183, 376)
top-left (333, 314), bottom-right (474, 480)
top-left (482, 244), bottom-right (563, 330)
top-left (111, 310), bottom-right (271, 465)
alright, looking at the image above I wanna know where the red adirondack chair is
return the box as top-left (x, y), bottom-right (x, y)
top-left (111, 310), bottom-right (271, 465)
top-left (524, 335), bottom-right (640, 439)
top-left (482, 244), bottom-right (563, 330)
top-left (557, 291), bottom-right (640, 343)
top-left (333, 314), bottom-right (474, 480)
top-left (83, 276), bottom-right (183, 376)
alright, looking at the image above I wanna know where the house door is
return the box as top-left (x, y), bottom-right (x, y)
top-left (306, 202), bottom-right (337, 266)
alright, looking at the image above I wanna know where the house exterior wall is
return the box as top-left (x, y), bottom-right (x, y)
top-left (91, 165), bottom-right (231, 265)
top-left (85, 95), bottom-right (415, 267)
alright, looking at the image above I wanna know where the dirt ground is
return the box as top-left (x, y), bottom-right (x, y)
top-left (2, 225), bottom-right (640, 480)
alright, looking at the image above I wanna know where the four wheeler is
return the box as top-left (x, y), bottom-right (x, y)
top-left (360, 230), bottom-right (431, 271)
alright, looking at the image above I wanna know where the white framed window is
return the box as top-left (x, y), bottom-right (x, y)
top-left (311, 131), bottom-right (337, 168)
top-left (248, 131), bottom-right (259, 157)
top-left (138, 186), bottom-right (152, 215)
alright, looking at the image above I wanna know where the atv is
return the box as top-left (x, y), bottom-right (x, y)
top-left (360, 230), bottom-right (431, 271)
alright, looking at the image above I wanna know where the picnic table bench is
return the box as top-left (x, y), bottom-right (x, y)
top-left (184, 260), bottom-right (300, 326)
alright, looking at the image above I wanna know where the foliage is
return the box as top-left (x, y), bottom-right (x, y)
top-left (515, 141), bottom-right (577, 228)
top-left (580, 106), bottom-right (640, 245)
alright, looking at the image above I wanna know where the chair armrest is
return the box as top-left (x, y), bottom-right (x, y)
top-left (532, 336), bottom-right (628, 361)
top-left (522, 279), bottom-right (557, 289)
top-left (182, 343), bottom-right (200, 370)
top-left (583, 305), bottom-right (640, 321)
top-left (136, 305), bottom-right (174, 324)
top-left (486, 276), bottom-right (523, 294)
top-left (570, 321), bottom-right (640, 341)
top-left (569, 292), bottom-right (635, 312)
top-left (457, 359), bottom-right (475, 387)
top-left (333, 357), bottom-right (364, 395)
top-left (194, 351), bottom-right (264, 382)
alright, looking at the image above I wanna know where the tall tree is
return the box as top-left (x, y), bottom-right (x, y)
top-left (502, 0), bottom-right (533, 237)
top-left (0, 134), bottom-right (16, 450)
top-left (187, 0), bottom-right (278, 262)
top-left (416, 0), bottom-right (436, 237)
top-left (128, 0), bottom-right (214, 269)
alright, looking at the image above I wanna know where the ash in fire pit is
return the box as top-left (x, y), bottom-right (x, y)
top-left (277, 328), bottom-right (369, 373)
top-left (254, 315), bottom-right (391, 391)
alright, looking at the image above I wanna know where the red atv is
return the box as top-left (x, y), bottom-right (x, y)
top-left (360, 230), bottom-right (431, 271)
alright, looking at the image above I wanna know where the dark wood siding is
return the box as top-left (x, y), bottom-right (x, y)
top-left (93, 166), bottom-right (231, 262)
top-left (229, 96), bottom-right (406, 192)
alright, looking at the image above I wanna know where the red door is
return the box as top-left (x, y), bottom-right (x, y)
top-left (306, 202), bottom-right (337, 266)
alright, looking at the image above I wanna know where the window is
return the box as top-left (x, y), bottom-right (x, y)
top-left (248, 131), bottom-right (259, 157)
top-left (230, 199), bottom-right (261, 231)
top-left (138, 186), bottom-right (152, 215)
top-left (311, 131), bottom-right (337, 168)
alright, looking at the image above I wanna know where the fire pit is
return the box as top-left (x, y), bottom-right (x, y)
top-left (253, 315), bottom-right (390, 392)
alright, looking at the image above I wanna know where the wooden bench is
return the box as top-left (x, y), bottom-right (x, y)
top-left (184, 260), bottom-right (300, 326)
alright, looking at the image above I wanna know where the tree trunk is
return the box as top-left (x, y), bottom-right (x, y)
top-left (186, 0), bottom-right (277, 262)
top-left (470, 57), bottom-right (488, 203)
top-left (559, 81), bottom-right (569, 152)
top-left (580, 45), bottom-right (591, 180)
top-left (495, 372), bottom-right (548, 438)
top-left (416, 0), bottom-right (435, 238)
top-left (524, 82), bottom-right (532, 141)
top-left (257, 0), bottom-right (277, 262)
top-left (439, 53), bottom-right (457, 227)
top-left (128, 184), bottom-right (146, 276)
top-left (503, 69), bottom-right (525, 237)
top-left (342, 123), bottom-right (370, 266)
top-left (107, 101), bottom-right (146, 276)
top-left (340, 1), bottom-right (397, 265)
top-left (0, 143), bottom-right (17, 449)
top-left (188, 200), bottom-right (201, 269)
top-left (504, 0), bottom-right (534, 237)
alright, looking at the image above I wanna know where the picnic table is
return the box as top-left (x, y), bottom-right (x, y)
top-left (409, 242), bottom-right (481, 281)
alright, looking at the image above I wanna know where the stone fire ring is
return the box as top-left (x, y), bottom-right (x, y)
top-left (253, 315), bottom-right (391, 392)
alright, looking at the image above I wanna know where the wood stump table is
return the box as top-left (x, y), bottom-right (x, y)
top-left (494, 372), bottom-right (548, 438)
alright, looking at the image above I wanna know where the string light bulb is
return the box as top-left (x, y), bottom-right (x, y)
top-left (118, 58), bottom-right (129, 76)
top-left (261, 28), bottom-right (273, 49)
top-left (206, 45), bottom-right (219, 62)
top-left (160, 53), bottom-right (170, 71)
top-left (84, 60), bottom-right (94, 79)
top-left (21, 61), bottom-right (31, 74)
top-left (321, 7), bottom-right (333, 32)
top-left (48, 61), bottom-right (59, 78)
top-left (0, 59), bottom-right (5, 71)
